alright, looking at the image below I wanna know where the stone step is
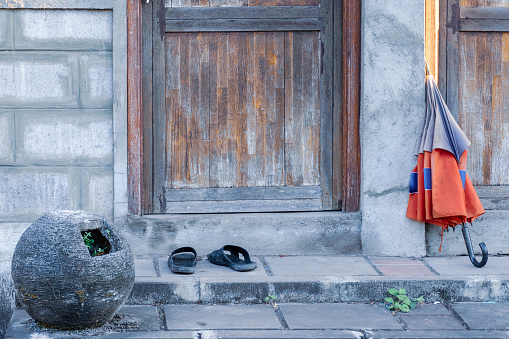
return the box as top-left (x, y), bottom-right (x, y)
top-left (122, 212), bottom-right (362, 257)
top-left (127, 255), bottom-right (509, 305)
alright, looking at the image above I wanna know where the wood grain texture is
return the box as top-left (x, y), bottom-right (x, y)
top-left (133, 0), bottom-right (354, 213)
top-left (127, 0), bottom-right (143, 216)
top-left (142, 0), bottom-right (154, 212)
top-left (166, 32), bottom-right (289, 189)
top-left (284, 31), bottom-right (321, 186)
top-left (458, 31), bottom-right (509, 185)
top-left (152, 0), bottom-right (168, 212)
top-left (166, 33), bottom-right (210, 188)
top-left (426, 0), bottom-right (439, 77)
top-left (169, 0), bottom-right (319, 6)
top-left (249, 0), bottom-right (319, 5)
top-left (332, 0), bottom-right (343, 209)
top-left (460, 0), bottom-right (509, 6)
top-left (342, 0), bottom-right (361, 212)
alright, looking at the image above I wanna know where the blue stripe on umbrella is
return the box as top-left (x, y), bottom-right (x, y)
top-left (409, 172), bottom-right (418, 194)
top-left (424, 168), bottom-right (432, 190)
top-left (459, 170), bottom-right (466, 189)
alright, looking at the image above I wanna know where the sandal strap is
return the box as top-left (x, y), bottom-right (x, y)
top-left (171, 246), bottom-right (197, 257)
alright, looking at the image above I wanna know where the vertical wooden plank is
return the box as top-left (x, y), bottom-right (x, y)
top-left (127, 0), bottom-right (143, 216)
top-left (142, 1), bottom-right (154, 213)
top-left (446, 0), bottom-right (460, 119)
top-left (169, 33), bottom-right (211, 188)
top-left (235, 32), bottom-right (249, 186)
top-left (284, 31), bottom-right (302, 186)
top-left (246, 32), bottom-right (266, 186)
top-left (342, 0), bottom-right (361, 212)
top-left (438, 0), bottom-right (448, 94)
top-left (284, 31), bottom-right (320, 187)
top-left (166, 34), bottom-right (181, 189)
top-left (426, 0), bottom-right (439, 77)
top-left (332, 0), bottom-right (343, 209)
top-left (320, 0), bottom-right (333, 209)
top-left (264, 32), bottom-right (285, 186)
top-left (302, 31), bottom-right (320, 186)
top-left (210, 33), bottom-right (234, 187)
top-left (152, 0), bottom-right (167, 212)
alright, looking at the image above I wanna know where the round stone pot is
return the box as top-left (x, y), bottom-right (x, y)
top-left (0, 263), bottom-right (14, 339)
top-left (11, 211), bottom-right (135, 330)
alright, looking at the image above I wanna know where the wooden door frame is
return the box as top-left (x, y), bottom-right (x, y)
top-left (127, 0), bottom-right (361, 215)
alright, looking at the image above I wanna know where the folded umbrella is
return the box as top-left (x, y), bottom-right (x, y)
top-left (406, 63), bottom-right (487, 267)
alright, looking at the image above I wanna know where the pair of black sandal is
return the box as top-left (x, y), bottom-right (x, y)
top-left (168, 245), bottom-right (257, 274)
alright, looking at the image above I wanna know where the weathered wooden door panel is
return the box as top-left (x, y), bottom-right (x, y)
top-left (146, 0), bottom-right (338, 214)
top-left (458, 32), bottom-right (509, 186)
top-left (443, 0), bottom-right (509, 210)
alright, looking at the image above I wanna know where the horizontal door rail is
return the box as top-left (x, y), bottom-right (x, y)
top-left (460, 6), bottom-right (509, 32)
top-left (165, 6), bottom-right (322, 32)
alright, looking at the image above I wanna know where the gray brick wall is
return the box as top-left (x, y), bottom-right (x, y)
top-left (0, 9), bottom-right (114, 221)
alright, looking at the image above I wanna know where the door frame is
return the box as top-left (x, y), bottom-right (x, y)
top-left (127, 0), bottom-right (361, 215)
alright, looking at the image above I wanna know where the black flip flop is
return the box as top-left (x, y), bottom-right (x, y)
top-left (207, 245), bottom-right (257, 272)
top-left (168, 247), bottom-right (197, 274)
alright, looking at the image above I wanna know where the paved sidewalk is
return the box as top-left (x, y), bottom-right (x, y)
top-left (129, 255), bottom-right (509, 304)
top-left (6, 255), bottom-right (509, 338)
top-left (7, 302), bottom-right (509, 338)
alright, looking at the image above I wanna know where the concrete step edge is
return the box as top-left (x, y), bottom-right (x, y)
top-left (127, 276), bottom-right (509, 305)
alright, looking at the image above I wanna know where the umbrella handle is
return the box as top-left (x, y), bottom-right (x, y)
top-left (461, 223), bottom-right (488, 268)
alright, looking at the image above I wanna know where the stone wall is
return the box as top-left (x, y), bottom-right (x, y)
top-left (0, 9), bottom-right (114, 222)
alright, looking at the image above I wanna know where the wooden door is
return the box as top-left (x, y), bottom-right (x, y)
top-left (442, 0), bottom-right (509, 210)
top-left (143, 1), bottom-right (341, 214)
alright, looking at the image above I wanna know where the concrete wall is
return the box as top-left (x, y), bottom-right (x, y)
top-left (360, 0), bottom-right (426, 257)
top-left (0, 9), bottom-right (114, 221)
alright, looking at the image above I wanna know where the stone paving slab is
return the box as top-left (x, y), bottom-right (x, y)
top-left (371, 258), bottom-right (435, 276)
top-left (399, 315), bottom-right (464, 330)
top-left (92, 329), bottom-right (365, 338)
top-left (366, 329), bottom-right (509, 338)
top-left (135, 259), bottom-right (157, 277)
top-left (452, 302), bottom-right (509, 330)
top-left (424, 256), bottom-right (509, 276)
top-left (395, 303), bottom-right (466, 330)
top-left (265, 255), bottom-right (379, 276)
top-left (279, 303), bottom-right (402, 330)
top-left (163, 304), bottom-right (282, 330)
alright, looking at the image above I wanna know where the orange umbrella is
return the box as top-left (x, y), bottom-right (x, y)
top-left (406, 64), bottom-right (488, 267)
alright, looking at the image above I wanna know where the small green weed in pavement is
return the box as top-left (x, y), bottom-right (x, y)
top-left (385, 288), bottom-right (424, 314)
top-left (264, 295), bottom-right (278, 310)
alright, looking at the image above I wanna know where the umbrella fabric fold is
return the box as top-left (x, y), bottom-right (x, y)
top-left (406, 71), bottom-right (484, 233)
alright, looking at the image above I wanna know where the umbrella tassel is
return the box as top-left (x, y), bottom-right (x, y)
top-left (461, 223), bottom-right (488, 268)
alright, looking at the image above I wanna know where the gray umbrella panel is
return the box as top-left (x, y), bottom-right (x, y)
top-left (415, 73), bottom-right (471, 163)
